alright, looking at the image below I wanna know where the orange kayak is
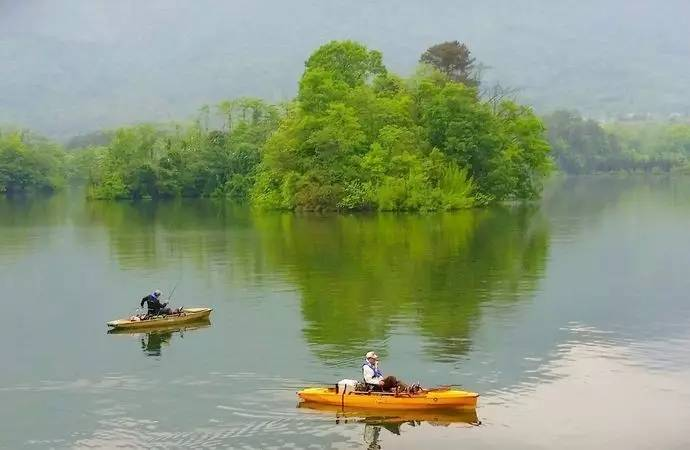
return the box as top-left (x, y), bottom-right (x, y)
top-left (297, 386), bottom-right (478, 410)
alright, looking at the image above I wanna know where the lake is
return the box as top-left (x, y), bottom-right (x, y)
top-left (1, 176), bottom-right (689, 449)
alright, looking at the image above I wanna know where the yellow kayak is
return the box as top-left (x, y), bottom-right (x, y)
top-left (106, 307), bottom-right (212, 330)
top-left (297, 386), bottom-right (478, 410)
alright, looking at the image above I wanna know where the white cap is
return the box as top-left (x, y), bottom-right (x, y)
top-left (365, 351), bottom-right (378, 360)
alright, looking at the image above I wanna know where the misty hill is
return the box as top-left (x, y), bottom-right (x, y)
top-left (1, 0), bottom-right (689, 139)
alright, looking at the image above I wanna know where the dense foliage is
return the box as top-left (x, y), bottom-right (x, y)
top-left (0, 130), bottom-right (65, 194)
top-left (419, 40), bottom-right (478, 87)
top-left (545, 111), bottom-right (687, 174)
top-left (65, 130), bottom-right (114, 150)
top-left (252, 41), bottom-right (552, 211)
top-left (6, 40), bottom-right (689, 202)
top-left (607, 122), bottom-right (690, 168)
top-left (87, 99), bottom-right (279, 199)
top-left (545, 111), bottom-right (627, 174)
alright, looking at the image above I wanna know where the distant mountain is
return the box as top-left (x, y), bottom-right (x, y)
top-left (1, 0), bottom-right (689, 139)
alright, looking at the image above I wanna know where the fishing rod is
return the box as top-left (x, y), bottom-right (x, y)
top-left (166, 269), bottom-right (183, 303)
top-left (167, 279), bottom-right (180, 302)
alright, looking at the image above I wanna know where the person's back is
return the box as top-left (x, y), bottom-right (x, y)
top-left (140, 290), bottom-right (168, 316)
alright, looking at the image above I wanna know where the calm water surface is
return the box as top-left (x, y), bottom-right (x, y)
top-left (1, 176), bottom-right (689, 449)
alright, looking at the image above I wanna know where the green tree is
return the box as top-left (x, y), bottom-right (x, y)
top-left (0, 130), bottom-right (65, 194)
top-left (88, 125), bottom-right (161, 199)
top-left (254, 40), bottom-right (551, 211)
top-left (416, 74), bottom-right (550, 200)
top-left (64, 147), bottom-right (103, 185)
top-left (420, 40), bottom-right (478, 87)
top-left (88, 99), bottom-right (280, 200)
top-left (304, 40), bottom-right (386, 89)
top-left (605, 121), bottom-right (690, 171)
top-left (544, 111), bottom-right (618, 174)
top-left (65, 130), bottom-right (114, 150)
top-left (83, 40), bottom-right (551, 206)
top-left (542, 111), bottom-right (682, 174)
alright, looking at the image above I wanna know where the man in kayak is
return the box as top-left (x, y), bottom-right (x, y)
top-left (362, 351), bottom-right (408, 392)
top-left (140, 289), bottom-right (174, 317)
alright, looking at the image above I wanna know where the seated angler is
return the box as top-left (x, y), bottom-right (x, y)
top-left (362, 351), bottom-right (408, 392)
top-left (140, 289), bottom-right (176, 317)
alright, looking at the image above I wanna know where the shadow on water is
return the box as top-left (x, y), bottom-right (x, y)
top-left (299, 402), bottom-right (479, 449)
top-left (107, 320), bottom-right (211, 357)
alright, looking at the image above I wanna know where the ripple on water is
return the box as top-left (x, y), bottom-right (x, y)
top-left (69, 408), bottom-right (358, 449)
top-left (10, 373), bottom-right (357, 449)
top-left (12, 372), bottom-right (482, 449)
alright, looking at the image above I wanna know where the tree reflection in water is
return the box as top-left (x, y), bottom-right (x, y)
top-left (254, 206), bottom-right (550, 364)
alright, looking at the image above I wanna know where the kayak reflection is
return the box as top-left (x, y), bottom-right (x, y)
top-left (299, 402), bottom-right (480, 448)
top-left (107, 319), bottom-right (211, 356)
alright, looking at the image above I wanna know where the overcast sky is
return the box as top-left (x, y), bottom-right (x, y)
top-left (2, 0), bottom-right (689, 137)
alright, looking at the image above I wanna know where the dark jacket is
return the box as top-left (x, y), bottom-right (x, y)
top-left (140, 294), bottom-right (167, 315)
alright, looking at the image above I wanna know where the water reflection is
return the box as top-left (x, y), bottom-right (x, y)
top-left (81, 199), bottom-right (259, 277)
top-left (0, 194), bottom-right (74, 261)
top-left (85, 199), bottom-right (551, 364)
top-left (299, 402), bottom-right (479, 449)
top-left (107, 320), bottom-right (211, 357)
top-left (253, 207), bottom-right (550, 363)
top-left (542, 175), bottom-right (690, 237)
top-left (3, 177), bottom-right (690, 449)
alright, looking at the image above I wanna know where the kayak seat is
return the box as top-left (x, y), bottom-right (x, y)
top-left (356, 381), bottom-right (379, 392)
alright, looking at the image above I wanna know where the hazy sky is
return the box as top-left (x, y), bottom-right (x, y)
top-left (1, 0), bottom-right (689, 138)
